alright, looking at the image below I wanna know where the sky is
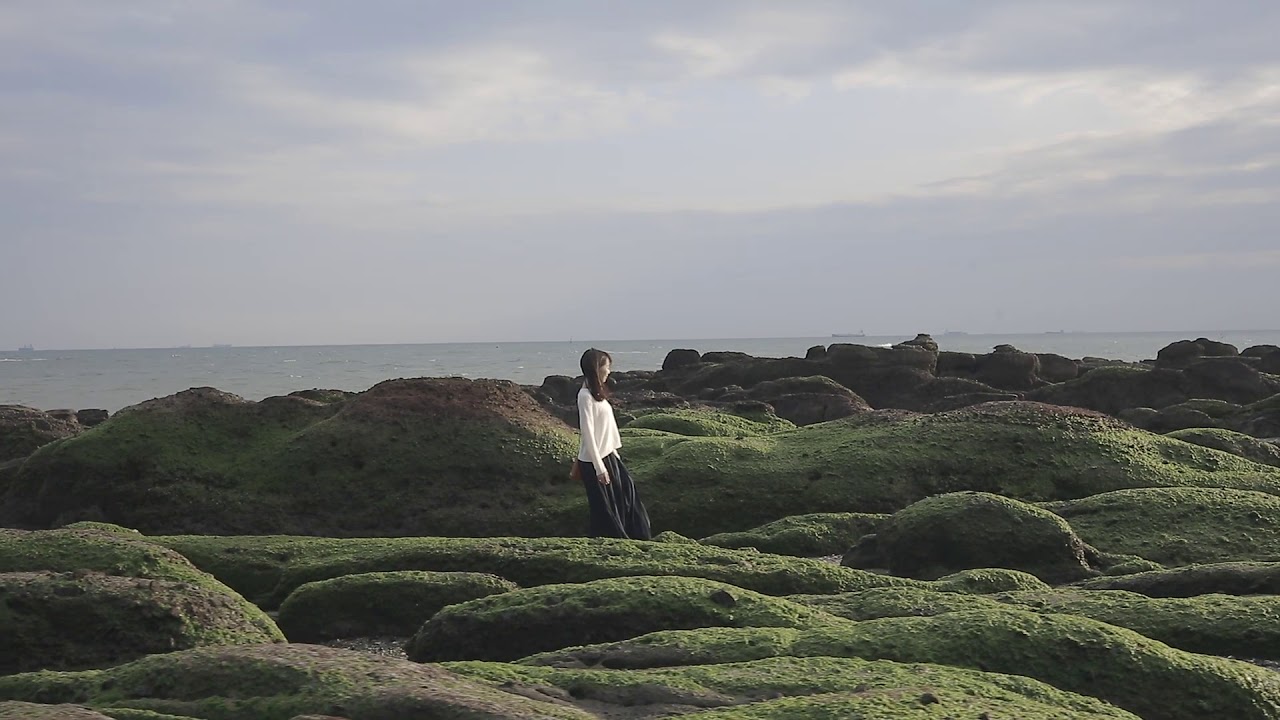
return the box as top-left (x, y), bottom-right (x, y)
top-left (1, 0), bottom-right (1278, 349)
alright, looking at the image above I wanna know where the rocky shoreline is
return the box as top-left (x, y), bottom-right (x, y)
top-left (2, 336), bottom-right (1280, 719)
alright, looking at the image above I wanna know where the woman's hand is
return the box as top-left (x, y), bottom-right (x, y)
top-left (598, 471), bottom-right (611, 486)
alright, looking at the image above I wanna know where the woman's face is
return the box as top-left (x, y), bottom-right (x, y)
top-left (602, 357), bottom-right (612, 380)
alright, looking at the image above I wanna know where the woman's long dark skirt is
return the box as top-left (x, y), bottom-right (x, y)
top-left (579, 453), bottom-right (651, 540)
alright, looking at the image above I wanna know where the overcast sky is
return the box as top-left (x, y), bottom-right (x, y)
top-left (2, 1), bottom-right (1278, 349)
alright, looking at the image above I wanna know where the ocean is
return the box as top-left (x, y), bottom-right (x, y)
top-left (3, 330), bottom-right (1279, 413)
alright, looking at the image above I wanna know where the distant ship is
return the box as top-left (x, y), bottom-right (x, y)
top-left (831, 331), bottom-right (866, 338)
top-left (17, 344), bottom-right (34, 353)
top-left (1044, 330), bottom-right (1066, 334)
top-left (212, 343), bottom-right (233, 348)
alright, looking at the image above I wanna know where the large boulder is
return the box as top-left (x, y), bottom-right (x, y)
top-left (0, 406), bottom-right (80, 463)
top-left (1028, 366), bottom-right (1189, 414)
top-left (1156, 338), bottom-right (1239, 368)
top-left (0, 379), bottom-right (584, 536)
top-left (0, 570), bottom-right (282, 675)
top-left (843, 492), bottom-right (1096, 582)
top-left (404, 576), bottom-right (838, 662)
top-left (0, 528), bottom-right (282, 674)
top-left (662, 349), bottom-right (702, 371)
top-left (700, 512), bottom-right (886, 557)
top-left (1036, 353), bottom-right (1080, 383)
top-left (1183, 357), bottom-right (1278, 404)
top-left (276, 571), bottom-right (517, 642)
top-left (1167, 428), bottom-right (1280, 467)
top-left (1044, 487), bottom-right (1280, 567)
top-left (974, 346), bottom-right (1042, 390)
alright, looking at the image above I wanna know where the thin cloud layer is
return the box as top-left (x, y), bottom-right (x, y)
top-left (1, 1), bottom-right (1277, 348)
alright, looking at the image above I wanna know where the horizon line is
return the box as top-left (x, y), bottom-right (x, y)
top-left (6, 328), bottom-right (1280, 353)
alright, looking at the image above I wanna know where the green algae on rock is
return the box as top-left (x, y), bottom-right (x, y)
top-left (1078, 562), bottom-right (1280, 597)
top-left (521, 608), bottom-right (1280, 720)
top-left (0, 644), bottom-right (592, 720)
top-left (846, 491), bottom-right (1096, 582)
top-left (1167, 428), bottom-right (1280, 468)
top-left (405, 575), bottom-right (844, 663)
top-left (152, 535), bottom-right (916, 610)
top-left (0, 380), bottom-right (586, 536)
top-left (625, 408), bottom-right (796, 437)
top-left (1046, 486), bottom-right (1280, 566)
top-left (624, 401), bottom-right (1280, 535)
top-left (446, 656), bottom-right (1139, 719)
top-left (276, 570), bottom-right (517, 642)
top-left (0, 571), bottom-right (283, 675)
top-left (699, 512), bottom-right (886, 557)
top-left (787, 585), bottom-right (1280, 660)
top-left (0, 702), bottom-right (116, 719)
top-left (0, 528), bottom-right (281, 643)
top-left (930, 568), bottom-right (1051, 593)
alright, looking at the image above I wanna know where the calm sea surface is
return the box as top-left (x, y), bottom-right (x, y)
top-left (3, 330), bottom-right (1278, 412)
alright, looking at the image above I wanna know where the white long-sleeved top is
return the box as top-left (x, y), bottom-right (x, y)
top-left (578, 386), bottom-right (621, 475)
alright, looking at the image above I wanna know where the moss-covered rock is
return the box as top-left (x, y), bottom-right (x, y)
top-left (0, 380), bottom-right (585, 536)
top-left (624, 401), bottom-right (1280, 535)
top-left (700, 512), bottom-right (885, 557)
top-left (788, 585), bottom-right (1280, 660)
top-left (0, 528), bottom-right (281, 643)
top-left (0, 571), bottom-right (282, 675)
top-left (448, 656), bottom-right (1139, 719)
top-left (625, 408), bottom-right (795, 437)
top-left (59, 522), bottom-right (143, 536)
top-left (405, 576), bottom-right (842, 663)
top-left (276, 570), bottom-right (517, 642)
top-left (1168, 428), bottom-right (1280, 468)
top-left (1079, 562), bottom-right (1280, 597)
top-left (152, 535), bottom-right (917, 610)
top-left (0, 702), bottom-right (115, 719)
top-left (1046, 487), bottom-right (1280, 566)
top-left (930, 568), bottom-right (1051, 593)
top-left (846, 491), bottom-right (1097, 582)
top-left (523, 608), bottom-right (1280, 720)
top-left (0, 644), bottom-right (592, 719)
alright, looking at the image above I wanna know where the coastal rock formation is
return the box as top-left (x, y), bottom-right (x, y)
top-left (0, 379), bottom-right (584, 536)
top-left (276, 570), bottom-right (517, 642)
top-left (0, 528), bottom-right (282, 674)
top-left (520, 609), bottom-right (1280, 720)
top-left (0, 405), bottom-right (80, 463)
top-left (841, 492), bottom-right (1097, 583)
top-left (404, 575), bottom-right (839, 662)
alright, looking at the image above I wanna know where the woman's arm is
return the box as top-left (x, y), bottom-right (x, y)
top-left (578, 392), bottom-right (609, 480)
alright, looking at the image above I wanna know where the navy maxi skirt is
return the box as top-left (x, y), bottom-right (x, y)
top-left (578, 453), bottom-right (652, 540)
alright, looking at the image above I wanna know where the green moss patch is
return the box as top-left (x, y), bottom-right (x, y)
top-left (626, 408), bottom-right (795, 437)
top-left (0, 571), bottom-right (282, 675)
top-left (152, 535), bottom-right (916, 610)
top-left (1046, 487), bottom-right (1280, 566)
top-left (447, 656), bottom-right (1139, 719)
top-left (0, 529), bottom-right (280, 643)
top-left (700, 512), bottom-right (885, 557)
top-left (406, 575), bottom-right (843, 663)
top-left (1168, 428), bottom-right (1280, 468)
top-left (850, 492), bottom-right (1096, 582)
top-left (523, 608), bottom-right (1280, 720)
top-left (0, 644), bottom-right (592, 720)
top-left (787, 585), bottom-right (1280, 659)
top-left (624, 401), bottom-right (1280, 535)
top-left (0, 702), bottom-right (114, 719)
top-left (0, 380), bottom-right (585, 536)
top-left (276, 570), bottom-right (517, 642)
top-left (931, 568), bottom-right (1051, 593)
top-left (1079, 562), bottom-right (1280, 597)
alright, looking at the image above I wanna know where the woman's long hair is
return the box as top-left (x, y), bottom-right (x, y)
top-left (580, 348), bottom-right (612, 401)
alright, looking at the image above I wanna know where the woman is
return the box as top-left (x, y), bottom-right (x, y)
top-left (574, 348), bottom-right (651, 539)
